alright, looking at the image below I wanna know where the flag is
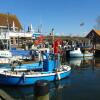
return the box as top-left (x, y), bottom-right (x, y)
top-left (54, 38), bottom-right (62, 54)
top-left (80, 22), bottom-right (84, 26)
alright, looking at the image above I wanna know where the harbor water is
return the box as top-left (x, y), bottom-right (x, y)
top-left (0, 57), bottom-right (100, 100)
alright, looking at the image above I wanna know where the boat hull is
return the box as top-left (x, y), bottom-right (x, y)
top-left (70, 53), bottom-right (83, 57)
top-left (69, 47), bottom-right (93, 58)
top-left (0, 69), bottom-right (71, 85)
top-left (70, 53), bottom-right (93, 58)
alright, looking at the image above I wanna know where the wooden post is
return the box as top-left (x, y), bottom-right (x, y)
top-left (34, 80), bottom-right (49, 100)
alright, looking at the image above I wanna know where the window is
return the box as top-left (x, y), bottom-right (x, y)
top-left (11, 37), bottom-right (13, 44)
top-left (15, 37), bottom-right (18, 44)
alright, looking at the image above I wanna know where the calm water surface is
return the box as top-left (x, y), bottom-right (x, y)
top-left (1, 57), bottom-right (100, 100)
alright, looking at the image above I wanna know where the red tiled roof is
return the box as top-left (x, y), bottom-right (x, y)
top-left (0, 13), bottom-right (22, 30)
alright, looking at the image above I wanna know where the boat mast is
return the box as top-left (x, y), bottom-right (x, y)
top-left (7, 13), bottom-right (10, 50)
top-left (7, 13), bottom-right (10, 32)
top-left (51, 28), bottom-right (54, 53)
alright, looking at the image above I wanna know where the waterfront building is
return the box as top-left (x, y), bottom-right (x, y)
top-left (86, 29), bottom-right (100, 43)
top-left (86, 29), bottom-right (100, 49)
top-left (0, 13), bottom-right (42, 49)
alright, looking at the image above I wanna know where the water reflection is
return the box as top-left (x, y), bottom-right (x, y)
top-left (0, 85), bottom-right (34, 100)
top-left (64, 57), bottom-right (100, 100)
top-left (0, 78), bottom-right (71, 100)
top-left (1, 57), bottom-right (100, 100)
top-left (49, 78), bottom-right (71, 100)
top-left (67, 57), bottom-right (94, 69)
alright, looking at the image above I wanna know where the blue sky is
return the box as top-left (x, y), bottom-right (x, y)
top-left (0, 0), bottom-right (100, 36)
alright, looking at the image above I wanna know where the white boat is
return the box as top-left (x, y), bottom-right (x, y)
top-left (0, 32), bottom-right (12, 58)
top-left (69, 47), bottom-right (93, 58)
top-left (0, 50), bottom-right (12, 58)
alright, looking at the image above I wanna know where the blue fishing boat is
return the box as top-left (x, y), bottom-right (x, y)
top-left (0, 53), bottom-right (71, 85)
top-left (0, 61), bottom-right (43, 72)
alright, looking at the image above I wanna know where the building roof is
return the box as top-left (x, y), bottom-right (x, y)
top-left (0, 13), bottom-right (22, 30)
top-left (94, 30), bottom-right (100, 36)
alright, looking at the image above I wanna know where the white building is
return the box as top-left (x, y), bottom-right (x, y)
top-left (0, 13), bottom-right (35, 49)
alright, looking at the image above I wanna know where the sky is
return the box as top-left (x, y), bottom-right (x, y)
top-left (0, 0), bottom-right (100, 36)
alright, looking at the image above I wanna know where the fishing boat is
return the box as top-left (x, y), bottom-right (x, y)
top-left (0, 29), bottom-right (71, 85)
top-left (0, 65), bottom-right (71, 86)
top-left (0, 60), bottom-right (43, 72)
top-left (0, 48), bottom-right (50, 70)
top-left (0, 53), bottom-right (71, 85)
top-left (69, 47), bottom-right (93, 58)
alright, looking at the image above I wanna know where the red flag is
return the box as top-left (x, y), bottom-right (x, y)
top-left (54, 38), bottom-right (62, 54)
top-left (54, 42), bottom-right (59, 53)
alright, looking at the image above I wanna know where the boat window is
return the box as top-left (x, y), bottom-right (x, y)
top-left (15, 37), bottom-right (18, 44)
top-left (75, 48), bottom-right (77, 50)
top-left (11, 38), bottom-right (13, 44)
